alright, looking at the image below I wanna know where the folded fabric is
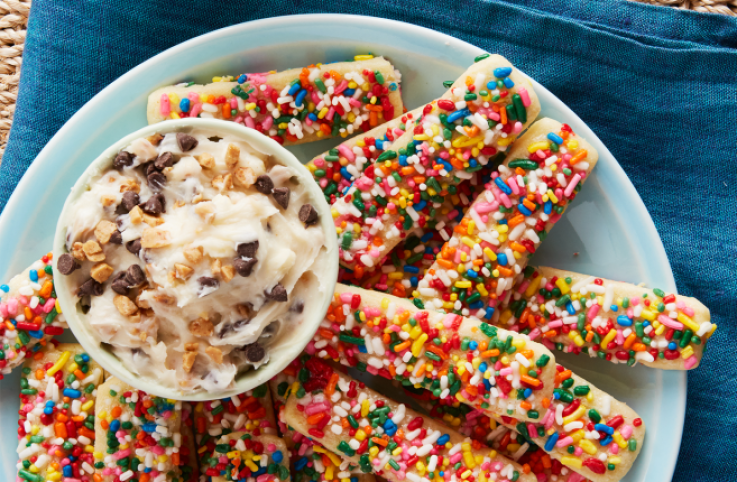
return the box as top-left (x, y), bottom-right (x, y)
top-left (1, 1), bottom-right (736, 481)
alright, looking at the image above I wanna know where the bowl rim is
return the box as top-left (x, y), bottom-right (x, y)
top-left (52, 117), bottom-right (339, 401)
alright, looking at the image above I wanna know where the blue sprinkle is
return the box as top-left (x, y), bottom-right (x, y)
top-left (29, 330), bottom-right (44, 339)
top-left (308, 113), bottom-right (318, 122)
top-left (288, 82), bottom-right (301, 96)
top-left (142, 422), bottom-right (157, 433)
top-left (358, 345), bottom-right (367, 353)
top-left (485, 307), bottom-right (495, 320)
top-left (0, 284), bottom-right (9, 292)
top-left (643, 321), bottom-right (651, 328)
top-left (447, 108), bottom-right (470, 123)
top-left (351, 478), bottom-right (358, 482)
top-left (611, 305), bottom-right (619, 312)
top-left (179, 98), bottom-right (190, 113)
top-left (494, 67), bottom-right (513, 78)
top-left (503, 77), bottom-right (515, 89)
top-left (517, 204), bottom-right (532, 216)
top-left (486, 81), bottom-right (496, 90)
top-left (547, 132), bottom-right (564, 145)
top-left (82, 354), bottom-right (90, 362)
top-left (479, 362), bottom-right (488, 373)
top-left (499, 219), bottom-right (508, 225)
top-left (273, 451), bottom-right (284, 463)
top-left (544, 432), bottom-right (559, 452)
top-left (254, 467), bottom-right (266, 477)
top-left (617, 315), bottom-right (633, 327)
top-left (566, 302), bottom-right (576, 315)
top-left (523, 388), bottom-right (532, 399)
top-left (340, 167), bottom-right (353, 180)
top-left (398, 155), bottom-right (408, 167)
top-left (424, 247), bottom-right (434, 255)
top-left (29, 270), bottom-right (38, 282)
top-left (600, 435), bottom-right (613, 446)
top-left (237, 74), bottom-right (247, 84)
top-left (295, 89), bottom-right (308, 108)
top-left (668, 342), bottom-right (677, 350)
top-left (32, 344), bottom-right (42, 352)
top-left (494, 177), bottom-right (512, 195)
top-left (45, 400), bottom-right (54, 407)
top-left (44, 407), bottom-right (53, 415)
top-left (544, 201), bottom-right (553, 215)
top-left (344, 88), bottom-right (356, 96)
top-left (595, 423), bottom-right (614, 435)
top-left (384, 419), bottom-right (397, 436)
top-left (553, 391), bottom-right (561, 400)
top-left (109, 420), bottom-right (121, 432)
top-left (497, 253), bottom-right (508, 266)
top-left (466, 270), bottom-right (478, 279)
top-left (144, 468), bottom-right (152, 473)
top-left (63, 466), bottom-right (73, 477)
top-left (469, 159), bottom-right (478, 168)
top-left (439, 472), bottom-right (445, 477)
top-left (414, 200), bottom-right (427, 212)
top-left (410, 277), bottom-right (418, 288)
top-left (403, 266), bottom-right (420, 274)
top-left (63, 388), bottom-right (81, 399)
top-left (441, 160), bottom-right (453, 172)
top-left (483, 378), bottom-right (492, 390)
top-left (469, 301), bottom-right (484, 310)
top-left (421, 233), bottom-right (434, 243)
top-left (389, 83), bottom-right (398, 91)
top-left (437, 434), bottom-right (450, 445)
top-left (469, 341), bottom-right (478, 350)
top-left (454, 210), bottom-right (464, 223)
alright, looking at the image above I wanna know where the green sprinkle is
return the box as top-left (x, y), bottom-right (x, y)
top-left (315, 78), bottom-right (327, 93)
top-left (573, 385), bottom-right (590, 396)
top-left (588, 409), bottom-right (601, 423)
top-left (653, 288), bottom-right (665, 298)
top-left (508, 159), bottom-right (538, 170)
top-left (338, 441), bottom-right (356, 457)
top-left (443, 80), bottom-right (454, 88)
top-left (374, 70), bottom-right (385, 85)
top-left (474, 53), bottom-right (490, 62)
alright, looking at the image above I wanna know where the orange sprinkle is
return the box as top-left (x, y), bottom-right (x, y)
top-left (623, 333), bottom-right (637, 350)
top-left (542, 398), bottom-right (551, 409)
top-left (110, 406), bottom-right (122, 418)
top-left (508, 214), bottom-right (525, 228)
top-left (324, 373), bottom-right (339, 397)
top-left (555, 369), bottom-right (572, 385)
top-left (221, 103), bottom-right (231, 119)
top-left (570, 150), bottom-right (588, 165)
top-left (372, 437), bottom-right (388, 446)
top-left (632, 342), bottom-right (648, 352)
top-left (481, 349), bottom-right (500, 358)
top-left (520, 375), bottom-right (542, 388)
top-left (520, 401), bottom-right (532, 410)
top-left (394, 341), bottom-right (411, 353)
top-left (307, 412), bottom-right (326, 425)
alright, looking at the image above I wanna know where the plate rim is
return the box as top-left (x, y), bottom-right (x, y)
top-left (0, 13), bottom-right (685, 481)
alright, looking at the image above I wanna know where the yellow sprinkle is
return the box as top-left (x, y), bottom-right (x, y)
top-left (476, 283), bottom-right (489, 297)
top-left (81, 400), bottom-right (94, 412)
top-left (608, 455), bottom-right (622, 465)
top-left (412, 334), bottom-right (429, 357)
top-left (555, 278), bottom-right (570, 295)
top-left (654, 324), bottom-right (666, 336)
top-left (547, 189), bottom-right (559, 204)
top-left (455, 280), bottom-right (472, 289)
top-left (47, 351), bottom-right (71, 376)
top-left (354, 429), bottom-right (367, 442)
top-left (677, 313), bottom-right (700, 332)
top-left (562, 406), bottom-right (586, 426)
top-left (560, 455), bottom-right (583, 469)
top-left (578, 439), bottom-right (597, 455)
top-left (527, 141), bottom-right (549, 153)
top-left (612, 431), bottom-right (627, 449)
top-left (461, 236), bottom-right (476, 248)
top-left (601, 329), bottom-right (617, 348)
top-left (355, 54), bottom-right (374, 61)
top-left (361, 399), bottom-right (370, 418)
top-left (681, 345), bottom-right (694, 359)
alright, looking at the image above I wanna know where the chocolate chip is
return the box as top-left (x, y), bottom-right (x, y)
top-left (121, 191), bottom-right (139, 212)
top-left (264, 283), bottom-right (288, 302)
top-left (236, 241), bottom-right (259, 258)
top-left (299, 204), bottom-right (319, 225)
top-left (147, 172), bottom-right (166, 191)
top-left (290, 300), bottom-right (304, 314)
top-left (272, 187), bottom-right (290, 209)
top-left (141, 194), bottom-right (165, 215)
top-left (198, 276), bottom-right (219, 294)
top-left (146, 162), bottom-right (161, 176)
top-left (77, 278), bottom-right (103, 297)
top-left (109, 230), bottom-right (123, 245)
top-left (110, 272), bottom-right (130, 295)
top-left (245, 343), bottom-right (265, 363)
top-left (126, 239), bottom-right (142, 255)
top-left (125, 265), bottom-right (146, 286)
top-left (154, 151), bottom-right (175, 169)
top-left (255, 175), bottom-right (274, 195)
top-left (57, 253), bottom-right (79, 275)
top-left (113, 151), bottom-right (133, 169)
top-left (233, 258), bottom-right (257, 277)
top-left (176, 133), bottom-right (198, 151)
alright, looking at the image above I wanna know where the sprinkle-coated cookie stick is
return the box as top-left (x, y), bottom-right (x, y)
top-left (148, 56), bottom-right (403, 145)
top-left (500, 266), bottom-right (714, 370)
top-left (307, 284), bottom-right (556, 423)
top-left (283, 362), bottom-right (536, 482)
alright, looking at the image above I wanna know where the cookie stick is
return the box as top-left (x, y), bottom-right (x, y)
top-left (283, 361), bottom-right (536, 482)
top-left (1, 253), bottom-right (67, 378)
top-left (309, 284), bottom-right (556, 423)
top-left (332, 55), bottom-right (541, 272)
top-left (270, 365), bottom-right (377, 482)
top-left (94, 377), bottom-right (188, 482)
top-left (147, 55), bottom-right (403, 145)
top-left (181, 403), bottom-right (200, 482)
top-left (16, 343), bottom-right (105, 482)
top-left (416, 118), bottom-right (599, 319)
top-left (501, 266), bottom-right (715, 370)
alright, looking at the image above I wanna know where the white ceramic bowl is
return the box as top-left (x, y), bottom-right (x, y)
top-left (52, 118), bottom-right (339, 400)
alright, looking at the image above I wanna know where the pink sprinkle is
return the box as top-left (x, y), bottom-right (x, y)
top-left (615, 329), bottom-right (625, 345)
top-left (159, 94), bottom-right (170, 116)
top-left (349, 98), bottom-right (362, 108)
top-left (367, 366), bottom-right (379, 376)
top-left (573, 447), bottom-right (583, 456)
top-left (488, 112), bottom-right (501, 122)
top-left (518, 87), bottom-right (531, 107)
top-left (563, 174), bottom-right (581, 198)
top-left (527, 423), bottom-right (537, 439)
top-left (0, 302), bottom-right (7, 317)
top-left (499, 367), bottom-right (512, 376)
top-left (338, 144), bottom-right (355, 162)
top-left (587, 304), bottom-right (600, 321)
top-left (326, 107), bottom-right (335, 121)
top-left (244, 116), bottom-right (256, 129)
top-left (442, 314), bottom-right (461, 328)
top-left (449, 453), bottom-right (462, 464)
top-left (151, 446), bottom-right (165, 455)
top-left (311, 92), bottom-right (321, 105)
top-left (542, 408), bottom-right (555, 429)
top-left (529, 328), bottom-right (541, 340)
top-left (619, 424), bottom-right (633, 440)
top-left (334, 80), bottom-right (348, 95)
top-left (567, 473), bottom-right (587, 482)
top-left (658, 314), bottom-right (683, 331)
top-left (554, 187), bottom-right (564, 200)
top-left (513, 121), bottom-right (523, 134)
top-left (499, 193), bottom-right (512, 208)
top-left (339, 293), bottom-right (353, 303)
top-left (556, 436), bottom-right (574, 447)
top-left (609, 444), bottom-right (619, 455)
top-left (262, 116), bottom-right (274, 130)
top-left (267, 443), bottom-right (276, 452)
top-left (684, 355), bottom-right (698, 370)
top-left (474, 202), bottom-right (496, 214)
top-left (114, 448), bottom-right (131, 460)
top-left (305, 401), bottom-right (330, 415)
top-left (548, 320), bottom-right (563, 329)
top-left (369, 249), bottom-right (381, 258)
top-left (8, 298), bottom-right (18, 316)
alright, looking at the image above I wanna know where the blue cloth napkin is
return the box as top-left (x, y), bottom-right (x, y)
top-left (2, 0), bottom-right (736, 479)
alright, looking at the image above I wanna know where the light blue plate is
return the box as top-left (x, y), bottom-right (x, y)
top-left (0, 14), bottom-right (683, 481)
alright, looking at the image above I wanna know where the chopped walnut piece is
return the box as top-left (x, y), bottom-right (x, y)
top-left (82, 240), bottom-right (106, 262)
top-left (137, 330), bottom-right (147, 340)
top-left (182, 351), bottom-right (197, 373)
top-left (194, 202), bottom-right (215, 221)
top-left (113, 295), bottom-right (139, 316)
top-left (94, 220), bottom-right (119, 245)
top-left (129, 205), bottom-right (143, 224)
top-left (130, 314), bottom-right (141, 325)
top-left (206, 346), bottom-right (223, 364)
top-left (142, 212), bottom-right (164, 227)
top-left (221, 264), bottom-right (235, 283)
top-left (184, 342), bottom-right (199, 352)
top-left (211, 174), bottom-right (233, 191)
top-left (136, 291), bottom-right (151, 309)
top-left (183, 246), bottom-right (204, 264)
top-left (153, 293), bottom-right (177, 306)
top-left (72, 242), bottom-right (86, 261)
top-left (146, 133), bottom-right (164, 146)
top-left (233, 167), bottom-right (256, 188)
top-left (141, 228), bottom-right (171, 248)
top-left (195, 153), bottom-right (215, 169)
top-left (119, 178), bottom-right (140, 193)
top-left (90, 263), bottom-right (114, 283)
top-left (173, 200), bottom-right (185, 209)
top-left (192, 194), bottom-right (204, 204)
top-left (175, 263), bottom-right (194, 280)
top-left (210, 259), bottom-right (222, 277)
top-left (236, 303), bottom-right (254, 318)
top-left (225, 144), bottom-right (240, 169)
top-left (101, 195), bottom-right (117, 207)
top-left (189, 317), bottom-right (214, 337)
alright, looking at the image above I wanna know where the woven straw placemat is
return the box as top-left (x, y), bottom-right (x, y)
top-left (0, 0), bottom-right (735, 161)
